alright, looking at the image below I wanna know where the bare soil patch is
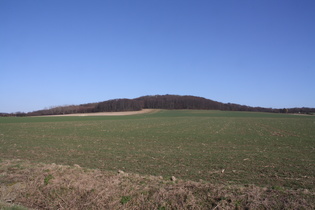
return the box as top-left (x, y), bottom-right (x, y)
top-left (42, 109), bottom-right (158, 117)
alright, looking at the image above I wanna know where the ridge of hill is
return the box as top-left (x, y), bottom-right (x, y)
top-left (2, 94), bottom-right (315, 116)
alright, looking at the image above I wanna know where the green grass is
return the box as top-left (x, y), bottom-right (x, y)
top-left (0, 202), bottom-right (29, 210)
top-left (0, 110), bottom-right (314, 189)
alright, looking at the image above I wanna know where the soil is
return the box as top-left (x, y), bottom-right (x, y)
top-left (43, 109), bottom-right (157, 117)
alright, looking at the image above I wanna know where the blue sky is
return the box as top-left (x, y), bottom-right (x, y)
top-left (1, 0), bottom-right (314, 113)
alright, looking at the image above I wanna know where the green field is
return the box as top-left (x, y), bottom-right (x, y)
top-left (1, 110), bottom-right (314, 190)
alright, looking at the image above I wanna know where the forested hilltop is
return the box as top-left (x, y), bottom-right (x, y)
top-left (2, 95), bottom-right (315, 116)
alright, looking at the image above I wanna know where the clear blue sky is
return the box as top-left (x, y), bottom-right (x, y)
top-left (1, 0), bottom-right (314, 113)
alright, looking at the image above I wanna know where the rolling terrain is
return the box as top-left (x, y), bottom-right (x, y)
top-left (2, 94), bottom-right (314, 116)
top-left (0, 109), bottom-right (314, 209)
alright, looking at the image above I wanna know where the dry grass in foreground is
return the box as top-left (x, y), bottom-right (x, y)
top-left (0, 159), bottom-right (314, 210)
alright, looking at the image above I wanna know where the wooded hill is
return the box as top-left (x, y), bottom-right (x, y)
top-left (2, 95), bottom-right (315, 116)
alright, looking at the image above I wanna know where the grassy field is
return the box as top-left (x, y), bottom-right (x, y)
top-left (1, 109), bottom-right (314, 191)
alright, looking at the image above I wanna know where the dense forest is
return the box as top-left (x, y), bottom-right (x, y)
top-left (1, 95), bottom-right (315, 117)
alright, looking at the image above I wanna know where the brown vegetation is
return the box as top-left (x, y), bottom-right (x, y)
top-left (2, 94), bottom-right (315, 117)
top-left (1, 159), bottom-right (314, 209)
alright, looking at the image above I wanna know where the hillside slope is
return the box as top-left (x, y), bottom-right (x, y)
top-left (9, 94), bottom-right (315, 116)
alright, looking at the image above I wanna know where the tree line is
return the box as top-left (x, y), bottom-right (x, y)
top-left (1, 94), bottom-right (315, 117)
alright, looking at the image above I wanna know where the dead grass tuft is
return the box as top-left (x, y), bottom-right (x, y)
top-left (0, 159), bottom-right (314, 209)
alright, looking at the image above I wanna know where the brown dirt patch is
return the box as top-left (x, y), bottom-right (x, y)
top-left (42, 109), bottom-right (158, 117)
